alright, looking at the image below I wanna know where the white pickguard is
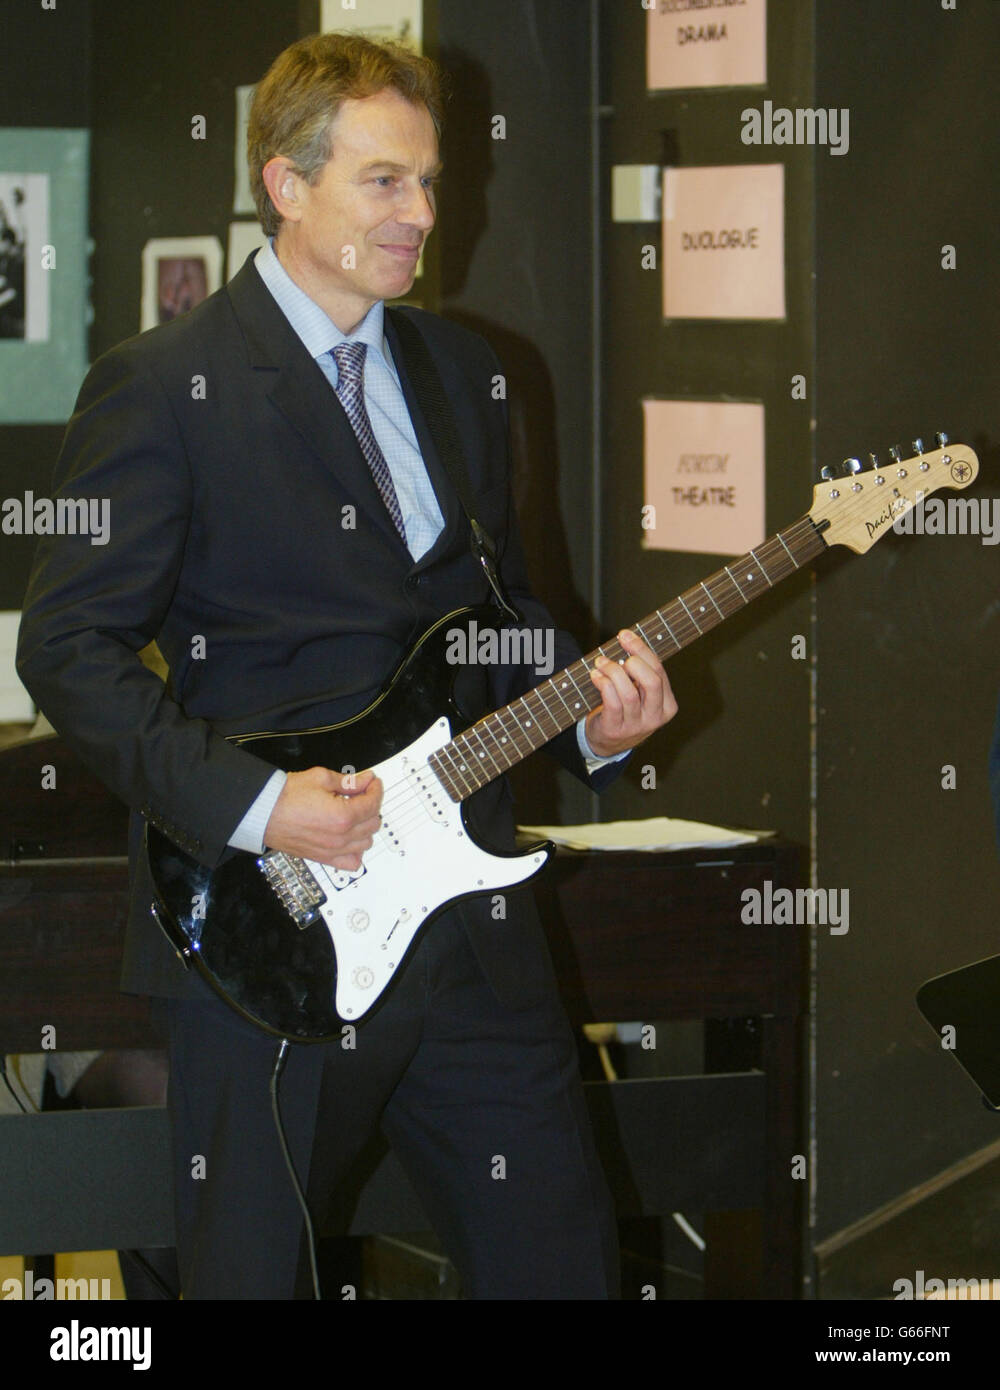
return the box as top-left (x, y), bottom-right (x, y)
top-left (297, 718), bottom-right (548, 1020)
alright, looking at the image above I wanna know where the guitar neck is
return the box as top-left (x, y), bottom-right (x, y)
top-left (428, 514), bottom-right (829, 802)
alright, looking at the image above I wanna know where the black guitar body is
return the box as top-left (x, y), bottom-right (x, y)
top-left (145, 604), bottom-right (539, 1041)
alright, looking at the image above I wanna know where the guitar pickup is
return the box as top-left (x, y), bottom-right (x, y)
top-left (257, 851), bottom-right (327, 929)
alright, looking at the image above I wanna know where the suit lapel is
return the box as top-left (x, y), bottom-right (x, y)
top-left (226, 255), bottom-right (408, 551)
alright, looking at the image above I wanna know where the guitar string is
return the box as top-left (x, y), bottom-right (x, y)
top-left (375, 514), bottom-right (822, 810)
top-left (337, 514), bottom-right (824, 825)
top-left (279, 514), bottom-right (827, 878)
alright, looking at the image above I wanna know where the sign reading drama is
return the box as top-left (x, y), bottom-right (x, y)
top-left (662, 163), bottom-right (784, 320)
top-left (642, 400), bottom-right (765, 556)
top-left (647, 0), bottom-right (767, 91)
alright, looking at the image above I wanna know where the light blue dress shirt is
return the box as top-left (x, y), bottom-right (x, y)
top-left (229, 240), bottom-right (619, 853)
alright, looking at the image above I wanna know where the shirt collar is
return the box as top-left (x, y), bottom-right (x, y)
top-left (255, 236), bottom-right (387, 366)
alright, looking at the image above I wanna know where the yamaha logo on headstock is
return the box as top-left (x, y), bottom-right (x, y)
top-left (809, 433), bottom-right (980, 555)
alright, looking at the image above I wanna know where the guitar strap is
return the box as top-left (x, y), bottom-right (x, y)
top-left (388, 307), bottom-right (522, 624)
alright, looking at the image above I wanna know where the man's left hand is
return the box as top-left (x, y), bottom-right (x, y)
top-left (584, 628), bottom-right (678, 758)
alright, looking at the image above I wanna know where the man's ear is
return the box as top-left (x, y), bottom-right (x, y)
top-left (261, 157), bottom-right (303, 225)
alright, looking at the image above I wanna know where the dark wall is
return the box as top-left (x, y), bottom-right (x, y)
top-left (597, 0), bottom-right (816, 848)
top-left (436, 0), bottom-right (599, 823)
top-left (0, 0), bottom-right (92, 608)
top-left (814, 0), bottom-right (1000, 1242)
top-left (86, 0), bottom-right (304, 360)
top-left (598, 0), bottom-right (1000, 1267)
top-left (0, 0), bottom-right (302, 607)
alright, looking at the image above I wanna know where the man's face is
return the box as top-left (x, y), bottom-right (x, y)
top-left (279, 88), bottom-right (440, 326)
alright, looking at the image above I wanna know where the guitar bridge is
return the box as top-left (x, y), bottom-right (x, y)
top-left (257, 851), bottom-right (327, 929)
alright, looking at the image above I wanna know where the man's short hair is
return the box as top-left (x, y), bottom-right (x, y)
top-left (247, 32), bottom-right (446, 238)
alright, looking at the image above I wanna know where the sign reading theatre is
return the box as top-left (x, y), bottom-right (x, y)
top-left (643, 400), bottom-right (765, 556)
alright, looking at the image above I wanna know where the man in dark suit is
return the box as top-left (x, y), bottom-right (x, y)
top-left (17, 33), bottom-right (676, 1298)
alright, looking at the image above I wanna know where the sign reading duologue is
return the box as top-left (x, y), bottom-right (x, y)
top-left (662, 163), bottom-right (785, 320)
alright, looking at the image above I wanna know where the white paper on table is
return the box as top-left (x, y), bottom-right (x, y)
top-left (663, 164), bottom-right (785, 320)
top-left (0, 612), bottom-right (34, 721)
top-left (517, 817), bottom-right (772, 852)
top-left (642, 398), bottom-right (765, 556)
top-left (647, 0), bottom-right (767, 91)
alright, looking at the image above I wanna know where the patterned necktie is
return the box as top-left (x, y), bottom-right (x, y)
top-left (330, 341), bottom-right (407, 544)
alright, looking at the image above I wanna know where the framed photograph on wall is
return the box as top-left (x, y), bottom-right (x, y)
top-left (0, 128), bottom-right (89, 424)
top-left (140, 236), bottom-right (223, 332)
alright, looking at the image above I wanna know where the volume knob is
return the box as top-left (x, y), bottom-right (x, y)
top-left (347, 909), bottom-right (370, 933)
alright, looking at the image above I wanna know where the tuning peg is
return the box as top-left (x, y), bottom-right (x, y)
top-left (867, 453), bottom-right (879, 469)
top-left (820, 465), bottom-right (836, 481)
top-left (843, 457), bottom-right (862, 475)
top-left (935, 431), bottom-right (949, 448)
top-left (888, 446), bottom-right (902, 463)
top-left (911, 437), bottom-right (925, 455)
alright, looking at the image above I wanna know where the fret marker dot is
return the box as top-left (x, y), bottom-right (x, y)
top-left (747, 573), bottom-right (753, 580)
top-left (574, 702), bottom-right (580, 709)
top-left (526, 721), bottom-right (532, 727)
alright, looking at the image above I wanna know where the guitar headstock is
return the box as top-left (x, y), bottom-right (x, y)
top-left (809, 436), bottom-right (979, 554)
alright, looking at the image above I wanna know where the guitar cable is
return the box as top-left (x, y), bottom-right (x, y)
top-left (270, 1039), bottom-right (322, 1300)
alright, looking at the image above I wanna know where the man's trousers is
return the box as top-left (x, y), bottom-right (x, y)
top-left (163, 909), bottom-right (620, 1299)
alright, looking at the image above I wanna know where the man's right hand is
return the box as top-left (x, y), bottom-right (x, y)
top-left (262, 767), bottom-right (383, 869)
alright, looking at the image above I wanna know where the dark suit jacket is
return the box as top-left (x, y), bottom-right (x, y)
top-left (17, 252), bottom-right (619, 1009)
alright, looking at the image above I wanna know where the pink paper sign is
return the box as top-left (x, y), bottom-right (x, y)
top-left (643, 399), bottom-right (766, 556)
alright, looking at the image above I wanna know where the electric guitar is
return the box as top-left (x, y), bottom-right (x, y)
top-left (147, 438), bottom-right (979, 1040)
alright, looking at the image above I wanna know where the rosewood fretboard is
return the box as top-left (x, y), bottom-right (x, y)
top-left (428, 514), bottom-right (828, 802)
